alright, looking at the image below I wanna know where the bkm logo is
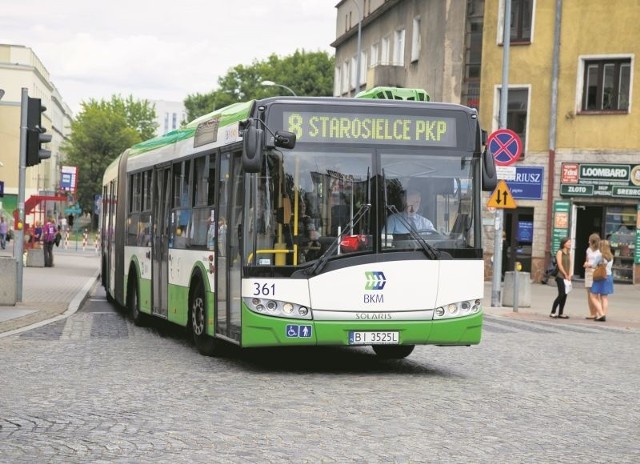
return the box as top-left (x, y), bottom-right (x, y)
top-left (365, 271), bottom-right (386, 290)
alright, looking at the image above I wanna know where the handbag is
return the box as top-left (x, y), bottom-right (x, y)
top-left (593, 262), bottom-right (607, 281)
top-left (545, 256), bottom-right (558, 277)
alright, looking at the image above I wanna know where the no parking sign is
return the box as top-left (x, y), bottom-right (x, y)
top-left (487, 129), bottom-right (522, 166)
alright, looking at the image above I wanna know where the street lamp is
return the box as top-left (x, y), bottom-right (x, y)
top-left (261, 80), bottom-right (297, 96)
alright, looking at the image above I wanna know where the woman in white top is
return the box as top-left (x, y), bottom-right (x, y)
top-left (583, 233), bottom-right (601, 319)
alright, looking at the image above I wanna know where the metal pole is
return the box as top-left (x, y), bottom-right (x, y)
top-left (352, 0), bottom-right (362, 94)
top-left (491, 0), bottom-right (512, 307)
top-left (16, 88), bottom-right (28, 302)
top-left (545, 0), bottom-right (563, 265)
top-left (513, 266), bottom-right (519, 312)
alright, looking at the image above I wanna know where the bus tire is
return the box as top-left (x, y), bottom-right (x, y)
top-left (372, 344), bottom-right (415, 359)
top-left (190, 278), bottom-right (217, 356)
top-left (127, 271), bottom-right (145, 326)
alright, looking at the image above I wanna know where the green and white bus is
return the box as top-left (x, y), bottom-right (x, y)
top-left (101, 87), bottom-right (496, 359)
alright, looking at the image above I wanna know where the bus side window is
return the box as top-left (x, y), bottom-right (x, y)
top-left (190, 155), bottom-right (210, 247)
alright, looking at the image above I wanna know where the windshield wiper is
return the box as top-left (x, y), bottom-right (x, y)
top-left (305, 203), bottom-right (371, 276)
top-left (384, 204), bottom-right (439, 260)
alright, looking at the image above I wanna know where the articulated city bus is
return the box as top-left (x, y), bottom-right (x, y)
top-left (101, 87), bottom-right (496, 359)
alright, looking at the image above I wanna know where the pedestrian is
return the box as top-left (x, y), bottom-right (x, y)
top-left (0, 215), bottom-right (7, 250)
top-left (583, 233), bottom-right (601, 319)
top-left (550, 237), bottom-right (572, 319)
top-left (33, 221), bottom-right (43, 247)
top-left (42, 216), bottom-right (57, 267)
top-left (591, 239), bottom-right (614, 322)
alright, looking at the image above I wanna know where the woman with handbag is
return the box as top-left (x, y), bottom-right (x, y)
top-left (550, 237), bottom-right (572, 319)
top-left (590, 239), bottom-right (614, 322)
top-left (583, 233), bottom-right (601, 319)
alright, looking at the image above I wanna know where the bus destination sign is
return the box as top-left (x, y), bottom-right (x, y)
top-left (283, 111), bottom-right (457, 147)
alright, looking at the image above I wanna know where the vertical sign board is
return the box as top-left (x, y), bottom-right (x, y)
top-left (636, 204), bottom-right (640, 265)
top-left (552, 200), bottom-right (571, 253)
top-left (60, 165), bottom-right (78, 192)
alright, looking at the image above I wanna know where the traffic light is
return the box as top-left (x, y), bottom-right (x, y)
top-left (26, 97), bottom-right (52, 167)
top-left (68, 214), bottom-right (74, 227)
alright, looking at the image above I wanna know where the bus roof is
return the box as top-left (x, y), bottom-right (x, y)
top-left (355, 87), bottom-right (430, 101)
top-left (128, 100), bottom-right (254, 157)
top-left (124, 88), bottom-right (470, 160)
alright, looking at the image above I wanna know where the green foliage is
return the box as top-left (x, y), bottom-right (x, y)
top-left (62, 95), bottom-right (157, 213)
top-left (184, 49), bottom-right (335, 120)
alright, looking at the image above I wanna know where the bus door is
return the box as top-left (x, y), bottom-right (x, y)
top-left (216, 151), bottom-right (243, 341)
top-left (152, 166), bottom-right (171, 318)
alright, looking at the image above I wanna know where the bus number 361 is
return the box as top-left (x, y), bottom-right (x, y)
top-left (253, 283), bottom-right (276, 296)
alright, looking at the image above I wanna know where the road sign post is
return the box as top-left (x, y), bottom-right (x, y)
top-left (487, 127), bottom-right (522, 307)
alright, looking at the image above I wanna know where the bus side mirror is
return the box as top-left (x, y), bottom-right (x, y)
top-left (482, 148), bottom-right (497, 191)
top-left (242, 124), bottom-right (263, 173)
top-left (274, 131), bottom-right (296, 149)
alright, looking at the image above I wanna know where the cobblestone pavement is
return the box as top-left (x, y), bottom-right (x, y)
top-left (0, 285), bottom-right (639, 463)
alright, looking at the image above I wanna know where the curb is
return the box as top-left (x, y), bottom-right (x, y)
top-left (0, 269), bottom-right (100, 339)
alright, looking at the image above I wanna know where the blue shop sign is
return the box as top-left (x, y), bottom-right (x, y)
top-left (506, 166), bottom-right (544, 200)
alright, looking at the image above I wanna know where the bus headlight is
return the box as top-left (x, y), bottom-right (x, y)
top-left (433, 299), bottom-right (482, 320)
top-left (243, 297), bottom-right (313, 320)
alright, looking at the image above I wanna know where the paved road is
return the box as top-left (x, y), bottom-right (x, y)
top-left (1, 284), bottom-right (638, 463)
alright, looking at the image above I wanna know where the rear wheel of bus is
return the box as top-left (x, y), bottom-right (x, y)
top-left (127, 270), bottom-right (146, 326)
top-left (372, 344), bottom-right (415, 359)
top-left (190, 278), bottom-right (218, 356)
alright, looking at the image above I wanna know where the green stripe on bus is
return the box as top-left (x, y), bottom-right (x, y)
top-left (240, 306), bottom-right (482, 347)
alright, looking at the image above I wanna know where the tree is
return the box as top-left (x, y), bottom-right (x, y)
top-left (185, 50), bottom-right (335, 120)
top-left (62, 95), bottom-right (157, 214)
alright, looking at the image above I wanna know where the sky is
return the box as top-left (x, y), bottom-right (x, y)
top-left (0, 0), bottom-right (337, 114)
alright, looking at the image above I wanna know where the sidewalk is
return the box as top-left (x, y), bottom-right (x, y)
top-left (0, 243), bottom-right (100, 338)
top-left (483, 276), bottom-right (640, 331)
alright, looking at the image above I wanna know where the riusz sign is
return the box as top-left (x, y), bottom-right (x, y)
top-left (560, 163), bottom-right (640, 198)
top-left (504, 166), bottom-right (544, 200)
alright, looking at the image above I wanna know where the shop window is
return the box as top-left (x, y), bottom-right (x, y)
top-left (605, 206), bottom-right (636, 283)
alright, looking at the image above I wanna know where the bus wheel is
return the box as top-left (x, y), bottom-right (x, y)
top-left (127, 273), bottom-right (145, 326)
top-left (372, 345), bottom-right (415, 359)
top-left (191, 279), bottom-right (217, 356)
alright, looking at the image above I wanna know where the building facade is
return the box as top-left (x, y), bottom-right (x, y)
top-left (332, 0), bottom-right (482, 106)
top-left (0, 44), bottom-right (73, 223)
top-left (480, 0), bottom-right (640, 284)
top-left (334, 0), bottom-right (640, 285)
top-left (150, 99), bottom-right (187, 137)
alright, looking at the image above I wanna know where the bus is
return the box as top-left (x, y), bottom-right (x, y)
top-left (101, 87), bottom-right (497, 359)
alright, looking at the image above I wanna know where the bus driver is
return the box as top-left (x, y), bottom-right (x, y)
top-left (385, 190), bottom-right (435, 234)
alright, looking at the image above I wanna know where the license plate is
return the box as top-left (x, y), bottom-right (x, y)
top-left (349, 331), bottom-right (399, 345)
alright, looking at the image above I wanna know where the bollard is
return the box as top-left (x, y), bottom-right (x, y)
top-left (0, 256), bottom-right (17, 305)
top-left (503, 271), bottom-right (531, 308)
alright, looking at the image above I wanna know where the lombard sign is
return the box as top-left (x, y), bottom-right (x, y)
top-left (560, 163), bottom-right (640, 198)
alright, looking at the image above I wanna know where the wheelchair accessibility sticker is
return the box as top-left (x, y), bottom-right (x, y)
top-left (286, 324), bottom-right (312, 338)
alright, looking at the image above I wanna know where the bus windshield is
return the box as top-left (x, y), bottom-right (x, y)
top-left (245, 144), bottom-right (477, 266)
top-left (242, 100), bottom-right (481, 267)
